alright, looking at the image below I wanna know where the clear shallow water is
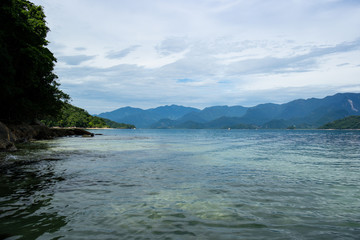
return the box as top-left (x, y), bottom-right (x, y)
top-left (1, 129), bottom-right (360, 239)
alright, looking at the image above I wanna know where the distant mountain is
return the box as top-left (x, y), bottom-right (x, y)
top-left (98, 93), bottom-right (360, 129)
top-left (97, 106), bottom-right (145, 121)
top-left (97, 105), bottom-right (199, 128)
top-left (238, 103), bottom-right (282, 125)
top-left (177, 106), bottom-right (248, 123)
top-left (319, 115), bottom-right (360, 129)
top-left (238, 93), bottom-right (360, 126)
top-left (147, 105), bottom-right (201, 120)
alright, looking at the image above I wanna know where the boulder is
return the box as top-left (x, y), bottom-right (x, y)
top-left (31, 125), bottom-right (56, 140)
top-left (51, 128), bottom-right (94, 137)
top-left (0, 122), bottom-right (17, 151)
top-left (7, 123), bottom-right (38, 142)
top-left (0, 139), bottom-right (17, 151)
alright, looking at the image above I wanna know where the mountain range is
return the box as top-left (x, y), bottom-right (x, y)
top-left (96, 93), bottom-right (360, 129)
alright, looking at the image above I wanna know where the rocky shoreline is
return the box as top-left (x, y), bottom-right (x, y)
top-left (0, 121), bottom-right (94, 151)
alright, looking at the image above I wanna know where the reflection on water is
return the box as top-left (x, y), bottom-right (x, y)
top-left (1, 130), bottom-right (360, 239)
top-left (0, 142), bottom-right (67, 239)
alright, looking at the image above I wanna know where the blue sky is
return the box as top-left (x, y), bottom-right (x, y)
top-left (32, 0), bottom-right (360, 114)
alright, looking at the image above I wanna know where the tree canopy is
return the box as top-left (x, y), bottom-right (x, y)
top-left (0, 0), bottom-right (69, 123)
top-left (319, 115), bottom-right (360, 129)
top-left (42, 103), bottom-right (136, 129)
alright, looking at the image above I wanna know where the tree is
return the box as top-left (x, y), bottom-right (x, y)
top-left (319, 115), bottom-right (360, 129)
top-left (41, 103), bottom-right (136, 129)
top-left (0, 0), bottom-right (69, 123)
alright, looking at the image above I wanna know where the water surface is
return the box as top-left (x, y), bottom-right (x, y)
top-left (1, 129), bottom-right (359, 239)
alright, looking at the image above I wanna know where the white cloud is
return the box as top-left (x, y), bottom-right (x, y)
top-left (59, 55), bottom-right (96, 66)
top-left (31, 0), bottom-right (360, 113)
top-left (156, 37), bottom-right (189, 55)
top-left (106, 45), bottom-right (141, 59)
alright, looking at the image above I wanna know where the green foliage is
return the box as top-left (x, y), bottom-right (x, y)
top-left (42, 103), bottom-right (135, 129)
top-left (102, 118), bottom-right (135, 129)
top-left (319, 115), bottom-right (360, 129)
top-left (0, 0), bottom-right (69, 122)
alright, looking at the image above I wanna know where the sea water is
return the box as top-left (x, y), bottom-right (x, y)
top-left (0, 129), bottom-right (359, 239)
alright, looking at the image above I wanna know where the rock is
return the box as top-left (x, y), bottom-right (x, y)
top-left (0, 122), bottom-right (11, 140)
top-left (31, 125), bottom-right (55, 140)
top-left (7, 123), bottom-right (37, 142)
top-left (0, 139), bottom-right (17, 151)
top-left (69, 128), bottom-right (94, 136)
top-left (82, 134), bottom-right (93, 138)
top-left (51, 128), bottom-right (94, 137)
top-left (0, 121), bottom-right (94, 152)
top-left (32, 119), bottom-right (46, 126)
top-left (0, 122), bottom-right (17, 151)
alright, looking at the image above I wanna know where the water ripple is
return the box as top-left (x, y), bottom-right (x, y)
top-left (1, 129), bottom-right (360, 239)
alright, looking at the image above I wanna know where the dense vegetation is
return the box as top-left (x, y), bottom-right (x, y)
top-left (102, 118), bottom-right (135, 129)
top-left (0, 0), bottom-right (69, 123)
top-left (319, 116), bottom-right (360, 129)
top-left (42, 104), bottom-right (135, 129)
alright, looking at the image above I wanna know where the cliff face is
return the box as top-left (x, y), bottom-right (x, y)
top-left (0, 121), bottom-right (93, 151)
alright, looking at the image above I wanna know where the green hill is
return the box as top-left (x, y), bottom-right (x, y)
top-left (102, 118), bottom-right (136, 129)
top-left (42, 104), bottom-right (135, 129)
top-left (319, 116), bottom-right (360, 129)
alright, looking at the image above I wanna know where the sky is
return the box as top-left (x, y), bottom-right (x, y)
top-left (32, 0), bottom-right (360, 114)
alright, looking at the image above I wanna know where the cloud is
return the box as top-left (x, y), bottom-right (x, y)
top-left (176, 78), bottom-right (196, 83)
top-left (106, 45), bottom-right (141, 59)
top-left (59, 55), bottom-right (95, 66)
top-left (31, 0), bottom-right (360, 113)
top-left (337, 63), bottom-right (350, 67)
top-left (226, 39), bottom-right (360, 75)
top-left (53, 37), bottom-right (360, 114)
top-left (156, 37), bottom-right (189, 55)
top-left (75, 47), bottom-right (86, 51)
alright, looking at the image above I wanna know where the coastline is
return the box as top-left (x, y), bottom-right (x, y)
top-left (52, 127), bottom-right (134, 130)
top-left (51, 127), bottom-right (113, 129)
top-left (85, 127), bottom-right (115, 130)
top-left (2, 123), bottom-right (359, 151)
top-left (0, 121), bottom-right (94, 152)
top-left (85, 127), bottom-right (136, 130)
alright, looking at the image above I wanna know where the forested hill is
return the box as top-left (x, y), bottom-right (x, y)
top-left (319, 116), bottom-right (360, 129)
top-left (0, 1), bottom-right (136, 151)
top-left (0, 1), bottom-right (135, 130)
top-left (0, 0), bottom-right (69, 123)
top-left (42, 104), bottom-right (135, 129)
